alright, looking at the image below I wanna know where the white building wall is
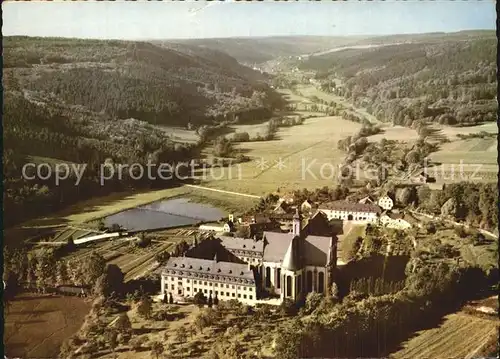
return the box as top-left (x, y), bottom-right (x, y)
top-left (378, 197), bottom-right (394, 210)
top-left (319, 209), bottom-right (378, 223)
top-left (161, 274), bottom-right (257, 305)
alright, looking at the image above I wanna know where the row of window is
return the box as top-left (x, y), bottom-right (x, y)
top-left (168, 277), bottom-right (252, 291)
top-left (188, 288), bottom-right (253, 300)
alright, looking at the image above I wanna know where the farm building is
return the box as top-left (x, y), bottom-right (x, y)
top-left (199, 222), bottom-right (233, 233)
top-left (161, 209), bottom-right (339, 305)
top-left (319, 201), bottom-right (381, 223)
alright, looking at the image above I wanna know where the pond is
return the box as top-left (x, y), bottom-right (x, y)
top-left (104, 197), bottom-right (225, 232)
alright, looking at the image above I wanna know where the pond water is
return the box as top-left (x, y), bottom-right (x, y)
top-left (104, 197), bottom-right (225, 231)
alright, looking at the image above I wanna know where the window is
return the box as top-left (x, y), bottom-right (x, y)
top-left (209, 282), bottom-right (212, 286)
top-left (232, 293), bottom-right (235, 297)
top-left (243, 295), bottom-right (247, 299)
top-left (178, 289), bottom-right (182, 295)
top-left (171, 285), bottom-right (174, 290)
top-left (186, 287), bottom-right (190, 291)
top-left (194, 287), bottom-right (197, 292)
top-left (238, 294), bottom-right (241, 298)
top-left (232, 285), bottom-right (235, 289)
top-left (204, 289), bottom-right (207, 293)
top-left (215, 291), bottom-right (218, 295)
top-left (226, 292), bottom-right (229, 296)
top-left (215, 283), bottom-right (218, 287)
top-left (249, 295), bottom-right (253, 300)
top-left (186, 279), bottom-right (190, 283)
top-left (194, 280), bottom-right (197, 284)
top-left (210, 290), bottom-right (212, 294)
top-left (226, 284), bottom-right (229, 288)
top-left (204, 281), bottom-right (207, 286)
top-left (318, 272), bottom-right (325, 293)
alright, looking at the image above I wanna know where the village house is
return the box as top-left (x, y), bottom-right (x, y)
top-left (161, 209), bottom-right (339, 305)
top-left (319, 201), bottom-right (381, 223)
top-left (199, 221), bottom-right (234, 234)
top-left (378, 195), bottom-right (394, 211)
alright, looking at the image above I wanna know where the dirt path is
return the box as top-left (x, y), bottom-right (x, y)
top-left (184, 184), bottom-right (261, 199)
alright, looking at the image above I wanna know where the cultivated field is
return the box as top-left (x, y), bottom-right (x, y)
top-left (4, 293), bottom-right (91, 358)
top-left (369, 125), bottom-right (419, 143)
top-left (200, 115), bottom-right (363, 195)
top-left (227, 121), bottom-right (271, 139)
top-left (429, 137), bottom-right (497, 186)
top-left (61, 237), bottom-right (177, 282)
top-left (389, 312), bottom-right (498, 359)
top-left (436, 122), bottom-right (498, 139)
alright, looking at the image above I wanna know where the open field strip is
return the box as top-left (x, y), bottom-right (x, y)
top-left (428, 136), bottom-right (497, 185)
top-left (369, 125), bottom-right (419, 143)
top-left (389, 313), bottom-right (498, 359)
top-left (296, 84), bottom-right (382, 125)
top-left (434, 122), bottom-right (498, 139)
top-left (152, 125), bottom-right (199, 143)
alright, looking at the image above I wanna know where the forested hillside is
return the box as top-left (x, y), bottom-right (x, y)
top-left (170, 36), bottom-right (371, 64)
top-left (3, 36), bottom-right (282, 227)
top-left (300, 32), bottom-right (497, 127)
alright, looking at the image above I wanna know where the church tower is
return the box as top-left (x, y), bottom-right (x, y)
top-left (292, 208), bottom-right (302, 237)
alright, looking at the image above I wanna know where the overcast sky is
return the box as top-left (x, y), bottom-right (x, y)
top-left (3, 1), bottom-right (495, 40)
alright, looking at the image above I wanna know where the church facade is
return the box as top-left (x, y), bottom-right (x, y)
top-left (160, 209), bottom-right (338, 305)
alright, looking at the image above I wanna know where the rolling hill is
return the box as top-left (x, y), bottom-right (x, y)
top-left (297, 31), bottom-right (497, 127)
top-left (2, 36), bottom-right (283, 227)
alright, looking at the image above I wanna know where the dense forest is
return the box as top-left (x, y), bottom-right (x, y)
top-left (3, 36), bottom-right (283, 227)
top-left (300, 32), bottom-right (497, 127)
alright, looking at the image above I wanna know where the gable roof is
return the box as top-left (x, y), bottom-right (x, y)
top-left (262, 231), bottom-right (294, 263)
top-left (163, 257), bottom-right (255, 282)
top-left (303, 235), bottom-right (332, 267)
top-left (262, 231), bottom-right (333, 267)
top-left (218, 236), bottom-right (264, 254)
